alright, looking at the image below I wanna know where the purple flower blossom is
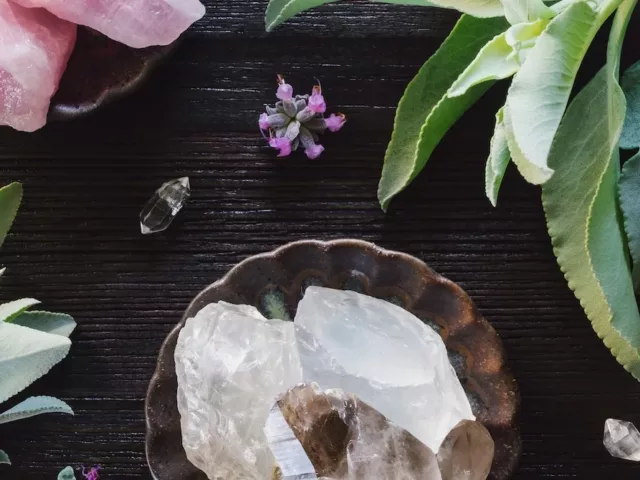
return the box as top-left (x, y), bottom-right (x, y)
top-left (82, 465), bottom-right (101, 480)
top-left (260, 75), bottom-right (346, 159)
top-left (308, 85), bottom-right (326, 114)
top-left (259, 113), bottom-right (270, 130)
top-left (269, 137), bottom-right (292, 157)
top-left (276, 74), bottom-right (293, 101)
top-left (305, 144), bottom-right (325, 159)
top-left (325, 113), bottom-right (346, 132)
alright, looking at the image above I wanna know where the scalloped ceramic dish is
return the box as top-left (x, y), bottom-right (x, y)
top-left (145, 239), bottom-right (521, 480)
top-left (49, 27), bottom-right (174, 120)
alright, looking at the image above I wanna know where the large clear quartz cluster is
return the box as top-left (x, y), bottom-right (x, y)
top-left (175, 287), bottom-right (490, 480)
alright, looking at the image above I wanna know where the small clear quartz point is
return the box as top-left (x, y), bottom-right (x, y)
top-left (604, 418), bottom-right (640, 461)
top-left (140, 177), bottom-right (190, 234)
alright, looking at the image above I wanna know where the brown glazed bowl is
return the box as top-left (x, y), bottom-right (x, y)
top-left (145, 239), bottom-right (521, 480)
top-left (49, 27), bottom-right (174, 120)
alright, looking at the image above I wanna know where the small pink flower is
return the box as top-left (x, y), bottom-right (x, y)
top-left (325, 113), bottom-right (346, 132)
top-left (276, 75), bottom-right (293, 101)
top-left (259, 113), bottom-right (270, 130)
top-left (269, 137), bottom-right (292, 157)
top-left (82, 465), bottom-right (101, 480)
top-left (308, 85), bottom-right (326, 114)
top-left (305, 144), bottom-right (325, 159)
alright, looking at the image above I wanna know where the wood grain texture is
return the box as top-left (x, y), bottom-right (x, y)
top-left (0, 2), bottom-right (639, 478)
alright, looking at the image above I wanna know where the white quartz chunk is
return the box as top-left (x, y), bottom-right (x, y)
top-left (294, 287), bottom-right (474, 452)
top-left (175, 302), bottom-right (303, 480)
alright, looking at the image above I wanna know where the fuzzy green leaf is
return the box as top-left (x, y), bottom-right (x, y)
top-left (0, 450), bottom-right (10, 465)
top-left (0, 183), bottom-right (22, 248)
top-left (58, 466), bottom-right (76, 480)
top-left (620, 61), bottom-right (640, 150)
top-left (448, 19), bottom-right (547, 98)
top-left (265, 0), bottom-right (503, 32)
top-left (500, 0), bottom-right (554, 24)
top-left (486, 108), bottom-right (511, 206)
top-left (0, 322), bottom-right (71, 403)
top-left (377, 15), bottom-right (509, 210)
top-left (619, 152), bottom-right (640, 290)
top-left (541, 0), bottom-right (640, 378)
top-left (0, 298), bottom-right (40, 322)
top-left (505, 2), bottom-right (598, 184)
top-left (11, 311), bottom-right (77, 337)
top-left (0, 396), bottom-right (73, 425)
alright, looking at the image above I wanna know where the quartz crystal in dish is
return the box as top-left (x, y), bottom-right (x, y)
top-left (175, 302), bottom-right (302, 479)
top-left (12, 0), bottom-right (205, 48)
top-left (0, 0), bottom-right (76, 131)
top-left (295, 286), bottom-right (475, 452)
top-left (265, 383), bottom-right (443, 480)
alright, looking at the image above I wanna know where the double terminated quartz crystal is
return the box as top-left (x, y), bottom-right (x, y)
top-left (140, 177), bottom-right (190, 234)
top-left (604, 418), bottom-right (640, 461)
top-left (175, 287), bottom-right (489, 480)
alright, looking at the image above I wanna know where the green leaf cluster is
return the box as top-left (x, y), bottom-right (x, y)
top-left (0, 183), bottom-right (75, 466)
top-left (264, 0), bottom-right (640, 378)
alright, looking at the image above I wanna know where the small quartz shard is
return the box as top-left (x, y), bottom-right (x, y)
top-left (140, 177), bottom-right (190, 234)
top-left (437, 420), bottom-right (494, 480)
top-left (266, 384), bottom-right (442, 480)
top-left (294, 286), bottom-right (474, 452)
top-left (175, 302), bottom-right (303, 480)
top-left (604, 418), bottom-right (640, 461)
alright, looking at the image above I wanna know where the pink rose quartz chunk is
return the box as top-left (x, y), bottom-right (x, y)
top-left (12, 0), bottom-right (206, 48)
top-left (0, 0), bottom-right (76, 132)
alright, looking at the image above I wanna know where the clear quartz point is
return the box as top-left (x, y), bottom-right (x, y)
top-left (139, 177), bottom-right (190, 234)
top-left (604, 418), bottom-right (640, 461)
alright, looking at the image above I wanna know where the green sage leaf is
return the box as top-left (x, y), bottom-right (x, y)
top-left (486, 108), bottom-right (511, 206)
top-left (377, 15), bottom-right (509, 210)
top-left (0, 183), bottom-right (22, 248)
top-left (541, 0), bottom-right (640, 378)
top-left (265, 0), bottom-right (503, 32)
top-left (500, 0), bottom-right (554, 24)
top-left (620, 61), bottom-right (640, 150)
top-left (505, 2), bottom-right (598, 184)
top-left (58, 466), bottom-right (76, 480)
top-left (619, 152), bottom-right (640, 290)
top-left (448, 19), bottom-right (547, 98)
top-left (0, 322), bottom-right (71, 403)
top-left (0, 298), bottom-right (40, 322)
top-left (0, 450), bottom-right (10, 465)
top-left (11, 311), bottom-right (76, 337)
top-left (0, 396), bottom-right (73, 425)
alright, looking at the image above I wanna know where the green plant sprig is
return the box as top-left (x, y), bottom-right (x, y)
top-left (0, 183), bottom-right (76, 466)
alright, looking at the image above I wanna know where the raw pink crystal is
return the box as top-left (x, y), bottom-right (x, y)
top-left (12, 0), bottom-right (205, 48)
top-left (0, 0), bottom-right (76, 132)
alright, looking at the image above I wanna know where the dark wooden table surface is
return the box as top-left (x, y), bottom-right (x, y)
top-left (1, 2), bottom-right (640, 478)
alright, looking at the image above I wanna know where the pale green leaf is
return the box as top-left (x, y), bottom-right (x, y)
top-left (486, 108), bottom-right (511, 206)
top-left (448, 19), bottom-right (547, 98)
top-left (619, 153), bottom-right (640, 290)
top-left (620, 61), bottom-right (640, 150)
top-left (58, 466), bottom-right (76, 480)
top-left (377, 15), bottom-right (509, 210)
top-left (0, 183), bottom-right (22, 248)
top-left (541, 0), bottom-right (640, 379)
top-left (500, 0), bottom-right (554, 24)
top-left (0, 396), bottom-right (73, 425)
top-left (11, 311), bottom-right (76, 337)
top-left (0, 450), bottom-right (10, 465)
top-left (265, 0), bottom-right (503, 32)
top-left (505, 2), bottom-right (598, 184)
top-left (0, 298), bottom-right (40, 322)
top-left (0, 322), bottom-right (71, 403)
